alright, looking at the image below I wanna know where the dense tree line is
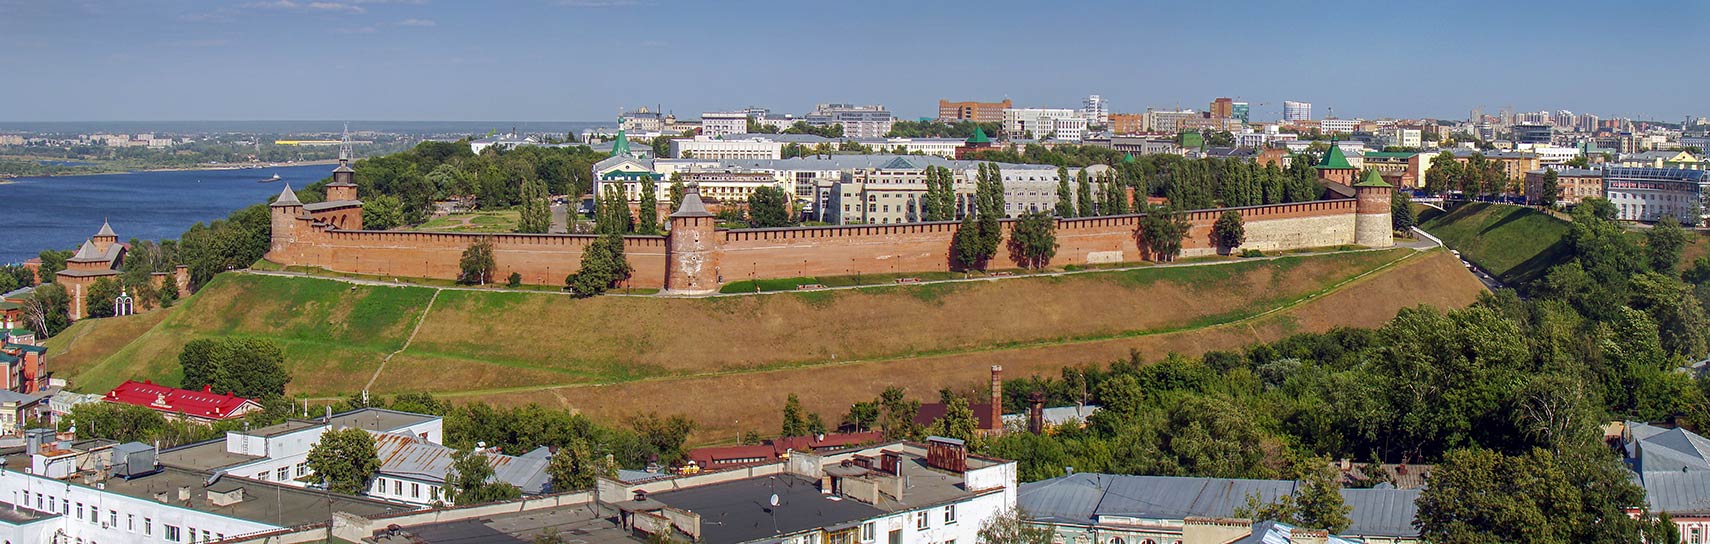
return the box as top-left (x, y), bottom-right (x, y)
top-left (884, 120), bottom-right (1002, 139)
top-left (969, 144), bottom-right (1322, 212)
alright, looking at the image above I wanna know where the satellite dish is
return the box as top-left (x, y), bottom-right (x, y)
top-left (769, 494), bottom-right (780, 507)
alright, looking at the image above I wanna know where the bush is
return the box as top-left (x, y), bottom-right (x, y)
top-left (1241, 249), bottom-right (1265, 258)
top-left (506, 272), bottom-right (522, 288)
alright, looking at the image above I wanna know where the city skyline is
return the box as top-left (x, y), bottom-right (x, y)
top-left (0, 0), bottom-right (1705, 122)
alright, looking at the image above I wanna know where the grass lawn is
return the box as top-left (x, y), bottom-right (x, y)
top-left (418, 209), bottom-right (522, 233)
top-left (1418, 202), bottom-right (1573, 287)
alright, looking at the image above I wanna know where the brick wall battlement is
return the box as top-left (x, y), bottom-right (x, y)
top-left (268, 192), bottom-right (1387, 294)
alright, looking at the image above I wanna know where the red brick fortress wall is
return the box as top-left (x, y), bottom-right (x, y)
top-left (267, 198), bottom-right (1374, 292)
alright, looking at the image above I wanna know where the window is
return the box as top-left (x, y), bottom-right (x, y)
top-left (188, 527), bottom-right (196, 543)
top-left (430, 486), bottom-right (441, 500)
top-left (145, 518), bottom-right (152, 536)
top-left (61, 499), bottom-right (67, 515)
top-left (109, 509), bottom-right (117, 528)
top-left (376, 478), bottom-right (386, 492)
top-left (395, 480), bottom-right (403, 495)
top-left (944, 504), bottom-right (956, 524)
top-left (915, 511), bottom-right (929, 529)
top-left (202, 530), bottom-right (211, 542)
top-left (33, 493), bottom-right (40, 510)
top-left (255, 471), bottom-right (267, 481)
top-left (128, 514), bottom-right (134, 532)
top-left (862, 522), bottom-right (875, 542)
top-left (296, 463), bottom-right (307, 477)
top-left (75, 502), bottom-right (83, 520)
top-left (165, 525), bottom-right (180, 542)
top-left (412, 483), bottom-right (421, 498)
top-left (278, 467), bottom-right (289, 481)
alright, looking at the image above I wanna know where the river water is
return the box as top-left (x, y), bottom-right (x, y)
top-left (0, 164), bottom-right (337, 264)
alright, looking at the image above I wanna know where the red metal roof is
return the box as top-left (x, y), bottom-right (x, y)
top-left (687, 431), bottom-right (885, 468)
top-left (102, 380), bottom-right (260, 420)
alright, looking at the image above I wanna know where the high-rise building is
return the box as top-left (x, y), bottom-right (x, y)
top-left (700, 112), bottom-right (749, 138)
top-left (1082, 95), bottom-right (1109, 126)
top-left (1513, 124), bottom-right (1553, 145)
top-left (1232, 102), bottom-right (1250, 124)
top-left (1209, 98), bottom-right (1234, 119)
top-left (1284, 101), bottom-right (1312, 122)
top-left (938, 99), bottom-right (1011, 123)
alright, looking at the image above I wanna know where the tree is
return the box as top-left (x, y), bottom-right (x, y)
top-left (362, 194), bottom-right (406, 230)
top-left (977, 508), bottom-right (1054, 544)
top-left (1075, 168), bottom-right (1095, 217)
top-left (747, 185), bottom-right (794, 228)
top-left (547, 438), bottom-right (615, 492)
top-left (178, 338), bottom-right (290, 399)
top-left (1646, 215), bottom-right (1689, 275)
top-left (627, 412), bottom-right (696, 464)
top-left (567, 233), bottom-right (631, 297)
top-left (781, 393), bottom-right (807, 437)
top-left (84, 276), bottom-right (122, 319)
top-left (1292, 461), bottom-right (1352, 533)
top-left (842, 401), bottom-right (879, 433)
top-left (458, 237), bottom-right (496, 285)
top-left (926, 395), bottom-right (978, 442)
top-left (178, 338), bottom-right (224, 390)
top-left (1211, 210), bottom-right (1245, 253)
top-left (637, 179), bottom-right (660, 235)
top-left (1417, 447), bottom-right (1669, 543)
top-left (951, 214), bottom-right (986, 271)
top-left (1391, 190), bottom-right (1417, 231)
top-left (35, 249), bottom-right (72, 284)
top-left (1425, 151), bottom-right (1460, 196)
top-left (445, 449), bottom-right (523, 504)
top-left (516, 179), bottom-right (551, 234)
top-left (877, 387), bottom-right (922, 440)
top-left (1577, 196), bottom-right (1618, 221)
top-left (668, 175), bottom-right (685, 212)
top-left (1140, 208), bottom-right (1191, 261)
top-left (1054, 166), bottom-right (1075, 217)
top-left (22, 283), bottom-right (69, 338)
top-left (1008, 211), bottom-right (1058, 269)
top-left (306, 428), bottom-right (380, 494)
top-left (1538, 168), bottom-right (1560, 208)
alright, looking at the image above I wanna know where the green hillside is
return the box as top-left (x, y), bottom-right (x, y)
top-left (1419, 202), bottom-right (1573, 286)
top-left (47, 248), bottom-right (1436, 400)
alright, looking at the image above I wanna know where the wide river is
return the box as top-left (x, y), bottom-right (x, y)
top-left (0, 164), bottom-right (336, 265)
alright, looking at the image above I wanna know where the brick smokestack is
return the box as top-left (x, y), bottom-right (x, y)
top-left (989, 365), bottom-right (1002, 433)
top-left (1028, 392), bottom-right (1045, 435)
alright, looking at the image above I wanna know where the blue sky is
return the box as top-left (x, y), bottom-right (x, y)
top-left (1, 0), bottom-right (1704, 122)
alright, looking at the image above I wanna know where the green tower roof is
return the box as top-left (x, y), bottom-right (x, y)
top-left (1355, 168), bottom-right (1392, 188)
top-left (966, 126), bottom-right (990, 144)
top-left (1315, 140), bottom-right (1353, 170)
top-left (1122, 152), bottom-right (1136, 164)
top-left (610, 123), bottom-right (630, 157)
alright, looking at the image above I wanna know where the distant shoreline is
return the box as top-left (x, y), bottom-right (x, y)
top-left (0, 159), bottom-right (343, 180)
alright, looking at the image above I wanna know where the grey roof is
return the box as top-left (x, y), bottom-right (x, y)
top-left (670, 184), bottom-right (714, 218)
top-left (1234, 521), bottom-right (1361, 544)
top-left (650, 474), bottom-right (885, 544)
top-left (0, 389), bottom-right (46, 405)
top-left (95, 466), bottom-right (412, 527)
top-left (374, 433), bottom-right (550, 494)
top-left (1631, 422), bottom-right (1710, 514)
top-left (328, 407), bottom-right (439, 433)
top-left (54, 268), bottom-right (121, 278)
top-left (1527, 167), bottom-right (1602, 177)
top-left (1020, 473), bottom-right (1420, 539)
top-left (594, 154), bottom-right (653, 172)
top-left (95, 220), bottom-right (116, 238)
top-left (271, 184), bottom-right (302, 207)
top-left (302, 200), bottom-right (362, 212)
top-left (69, 240), bottom-right (100, 261)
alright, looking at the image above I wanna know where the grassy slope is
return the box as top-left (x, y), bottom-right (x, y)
top-left (47, 249), bottom-right (1480, 415)
top-left (1419, 202), bottom-right (1573, 286)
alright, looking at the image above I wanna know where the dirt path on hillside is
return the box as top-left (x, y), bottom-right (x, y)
top-left (363, 288), bottom-right (441, 392)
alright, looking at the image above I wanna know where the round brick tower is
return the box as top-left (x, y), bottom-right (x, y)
top-left (665, 183), bottom-right (720, 294)
top-left (1353, 169), bottom-right (1394, 248)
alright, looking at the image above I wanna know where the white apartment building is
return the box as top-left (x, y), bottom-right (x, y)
top-left (1004, 108), bottom-right (1086, 141)
top-left (1145, 109), bottom-right (1199, 134)
top-left (1382, 128), bottom-right (1422, 148)
top-left (855, 137), bottom-right (965, 158)
top-left (805, 104), bottom-right (894, 139)
top-left (0, 432), bottom-right (412, 544)
top-left (669, 135), bottom-right (786, 160)
top-left (1284, 100), bottom-right (1313, 121)
top-left (1320, 118), bottom-right (1358, 134)
top-left (1082, 94), bottom-right (1109, 126)
top-left (699, 112), bottom-right (749, 138)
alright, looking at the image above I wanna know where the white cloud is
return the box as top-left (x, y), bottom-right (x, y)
top-left (243, 0), bottom-right (366, 13)
top-left (333, 25), bottom-right (377, 34)
top-left (396, 17), bottom-right (436, 26)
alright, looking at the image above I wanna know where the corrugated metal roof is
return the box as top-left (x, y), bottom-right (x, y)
top-left (1020, 473), bottom-right (1420, 539)
top-left (372, 433), bottom-right (551, 494)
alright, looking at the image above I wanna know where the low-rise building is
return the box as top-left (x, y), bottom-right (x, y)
top-left (1020, 473), bottom-right (1422, 544)
top-left (1618, 150), bottom-right (1704, 170)
top-left (1524, 167), bottom-right (1603, 206)
top-left (101, 380), bottom-right (262, 424)
top-left (700, 112), bottom-right (750, 138)
top-left (1603, 166), bottom-right (1710, 224)
top-left (806, 104), bottom-right (894, 139)
top-left (686, 431), bottom-right (884, 471)
top-left (1004, 109), bottom-right (1086, 141)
